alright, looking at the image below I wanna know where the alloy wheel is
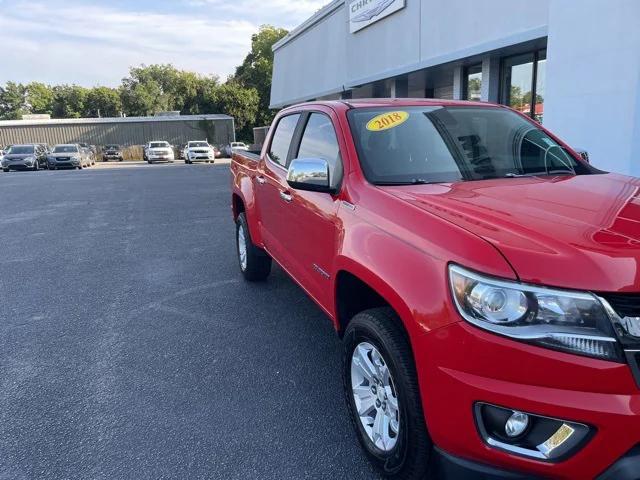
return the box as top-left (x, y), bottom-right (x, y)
top-left (237, 223), bottom-right (248, 271)
top-left (351, 342), bottom-right (400, 452)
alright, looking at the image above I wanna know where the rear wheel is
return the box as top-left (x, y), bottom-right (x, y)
top-left (3, 168), bottom-right (9, 172)
top-left (343, 308), bottom-right (432, 480)
top-left (235, 212), bottom-right (271, 281)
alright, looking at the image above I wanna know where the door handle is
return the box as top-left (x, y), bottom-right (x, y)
top-left (279, 191), bottom-right (293, 203)
top-left (256, 176), bottom-right (266, 185)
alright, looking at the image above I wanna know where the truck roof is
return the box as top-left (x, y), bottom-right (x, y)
top-left (285, 98), bottom-right (501, 112)
top-left (284, 98), bottom-right (504, 115)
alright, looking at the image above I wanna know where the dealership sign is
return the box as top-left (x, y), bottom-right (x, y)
top-left (349, 0), bottom-right (406, 33)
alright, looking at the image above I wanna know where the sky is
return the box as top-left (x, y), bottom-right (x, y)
top-left (0, 0), bottom-right (327, 87)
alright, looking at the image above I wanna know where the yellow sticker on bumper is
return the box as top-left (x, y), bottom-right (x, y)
top-left (366, 111), bottom-right (409, 132)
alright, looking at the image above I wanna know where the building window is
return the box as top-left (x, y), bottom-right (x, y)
top-left (464, 64), bottom-right (483, 101)
top-left (502, 49), bottom-right (546, 122)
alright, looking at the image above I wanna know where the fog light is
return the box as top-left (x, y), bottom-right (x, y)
top-left (505, 411), bottom-right (529, 438)
top-left (475, 403), bottom-right (592, 462)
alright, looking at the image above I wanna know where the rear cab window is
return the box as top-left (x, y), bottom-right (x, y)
top-left (268, 114), bottom-right (301, 167)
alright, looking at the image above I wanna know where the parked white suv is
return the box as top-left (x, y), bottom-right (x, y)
top-left (183, 141), bottom-right (215, 164)
top-left (146, 141), bottom-right (174, 164)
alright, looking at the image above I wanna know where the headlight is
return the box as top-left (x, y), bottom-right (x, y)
top-left (449, 265), bottom-right (623, 361)
top-left (24, 156), bottom-right (35, 162)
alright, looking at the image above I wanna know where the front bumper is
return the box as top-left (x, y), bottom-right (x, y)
top-left (416, 320), bottom-right (640, 479)
top-left (49, 158), bottom-right (80, 168)
top-left (2, 159), bottom-right (36, 169)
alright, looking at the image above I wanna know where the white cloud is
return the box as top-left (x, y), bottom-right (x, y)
top-left (0, 0), bottom-right (327, 86)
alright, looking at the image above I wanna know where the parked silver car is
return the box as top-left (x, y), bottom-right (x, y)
top-left (47, 144), bottom-right (90, 170)
top-left (1, 144), bottom-right (48, 171)
top-left (145, 141), bottom-right (175, 163)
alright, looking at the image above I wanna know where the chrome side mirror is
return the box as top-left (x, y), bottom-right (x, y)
top-left (574, 148), bottom-right (590, 163)
top-left (286, 158), bottom-right (334, 194)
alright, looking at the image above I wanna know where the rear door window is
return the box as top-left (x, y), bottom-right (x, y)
top-left (268, 114), bottom-right (300, 167)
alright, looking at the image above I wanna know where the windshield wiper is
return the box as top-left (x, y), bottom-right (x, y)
top-left (375, 178), bottom-right (436, 186)
top-left (504, 170), bottom-right (576, 178)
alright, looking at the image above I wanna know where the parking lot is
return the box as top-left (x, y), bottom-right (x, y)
top-left (0, 164), bottom-right (379, 479)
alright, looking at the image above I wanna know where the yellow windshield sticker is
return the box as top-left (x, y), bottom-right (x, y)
top-left (366, 111), bottom-right (409, 132)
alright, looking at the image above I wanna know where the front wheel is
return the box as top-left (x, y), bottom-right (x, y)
top-left (235, 213), bottom-right (271, 281)
top-left (343, 308), bottom-right (432, 479)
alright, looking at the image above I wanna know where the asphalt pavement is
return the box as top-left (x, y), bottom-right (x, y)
top-left (0, 164), bottom-right (380, 479)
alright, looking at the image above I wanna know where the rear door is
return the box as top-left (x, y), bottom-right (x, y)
top-left (255, 113), bottom-right (302, 267)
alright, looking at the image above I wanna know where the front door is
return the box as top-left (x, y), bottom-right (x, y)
top-left (278, 110), bottom-right (345, 311)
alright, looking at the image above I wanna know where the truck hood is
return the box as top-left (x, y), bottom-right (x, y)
top-left (384, 173), bottom-right (640, 292)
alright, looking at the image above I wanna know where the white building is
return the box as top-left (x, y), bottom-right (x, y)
top-left (271, 0), bottom-right (640, 176)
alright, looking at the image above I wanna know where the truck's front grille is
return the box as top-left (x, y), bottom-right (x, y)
top-left (601, 293), bottom-right (640, 318)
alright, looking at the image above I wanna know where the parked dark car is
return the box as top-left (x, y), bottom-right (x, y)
top-left (1, 144), bottom-right (48, 171)
top-left (177, 144), bottom-right (186, 160)
top-left (103, 144), bottom-right (124, 162)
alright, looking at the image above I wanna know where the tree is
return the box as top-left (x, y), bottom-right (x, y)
top-left (52, 85), bottom-right (88, 118)
top-left (0, 82), bottom-right (28, 119)
top-left (234, 25), bottom-right (288, 127)
top-left (85, 86), bottom-right (122, 117)
top-left (201, 82), bottom-right (259, 141)
top-left (119, 64), bottom-right (221, 116)
top-left (26, 82), bottom-right (54, 115)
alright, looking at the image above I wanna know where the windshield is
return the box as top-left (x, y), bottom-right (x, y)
top-left (150, 142), bottom-right (169, 148)
top-left (54, 145), bottom-right (78, 153)
top-left (189, 142), bottom-right (208, 148)
top-left (105, 145), bottom-right (120, 149)
top-left (9, 145), bottom-right (34, 154)
top-left (347, 106), bottom-right (593, 184)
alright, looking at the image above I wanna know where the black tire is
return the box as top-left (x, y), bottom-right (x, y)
top-left (343, 308), bottom-right (432, 480)
top-left (3, 168), bottom-right (9, 172)
top-left (235, 212), bottom-right (271, 281)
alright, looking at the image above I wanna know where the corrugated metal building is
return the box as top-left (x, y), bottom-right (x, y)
top-left (0, 114), bottom-right (235, 147)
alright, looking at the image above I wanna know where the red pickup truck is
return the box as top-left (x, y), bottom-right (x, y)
top-left (230, 99), bottom-right (640, 479)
